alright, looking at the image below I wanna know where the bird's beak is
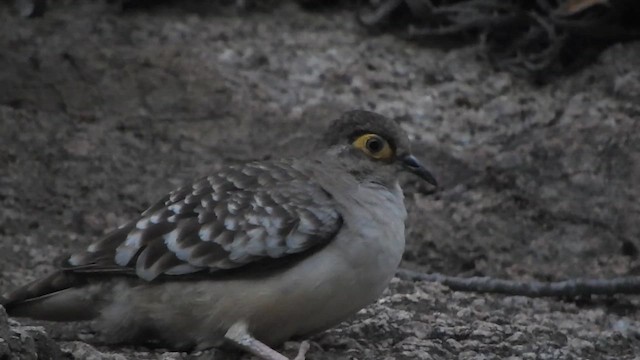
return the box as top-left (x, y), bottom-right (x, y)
top-left (402, 155), bottom-right (438, 187)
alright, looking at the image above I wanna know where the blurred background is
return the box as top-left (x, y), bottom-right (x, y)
top-left (1, 1), bottom-right (639, 359)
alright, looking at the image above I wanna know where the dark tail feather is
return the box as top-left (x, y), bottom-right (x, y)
top-left (1, 271), bottom-right (100, 321)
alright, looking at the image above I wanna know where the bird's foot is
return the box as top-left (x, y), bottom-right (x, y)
top-left (291, 340), bottom-right (310, 360)
top-left (225, 322), bottom-right (310, 360)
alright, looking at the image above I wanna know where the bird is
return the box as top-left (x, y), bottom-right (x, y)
top-left (1, 110), bottom-right (437, 360)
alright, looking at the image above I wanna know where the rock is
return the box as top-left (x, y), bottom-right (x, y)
top-left (60, 342), bottom-right (127, 360)
top-left (0, 306), bottom-right (68, 360)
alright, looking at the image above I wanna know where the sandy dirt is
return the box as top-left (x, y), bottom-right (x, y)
top-left (1, 1), bottom-right (640, 359)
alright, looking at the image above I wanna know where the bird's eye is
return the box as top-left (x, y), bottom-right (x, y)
top-left (366, 137), bottom-right (384, 153)
top-left (352, 133), bottom-right (393, 160)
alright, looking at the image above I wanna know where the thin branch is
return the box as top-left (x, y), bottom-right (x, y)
top-left (360, 0), bottom-right (640, 76)
top-left (358, 0), bottom-right (406, 27)
top-left (408, 13), bottom-right (519, 37)
top-left (521, 11), bottom-right (566, 71)
top-left (397, 268), bottom-right (640, 298)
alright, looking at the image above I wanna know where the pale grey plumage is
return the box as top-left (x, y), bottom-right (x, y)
top-left (1, 110), bottom-right (436, 358)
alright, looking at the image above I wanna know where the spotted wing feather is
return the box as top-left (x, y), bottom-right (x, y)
top-left (64, 161), bottom-right (342, 281)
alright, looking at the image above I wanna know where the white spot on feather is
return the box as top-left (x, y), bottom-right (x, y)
top-left (266, 244), bottom-right (287, 257)
top-left (246, 213), bottom-right (260, 225)
top-left (150, 212), bottom-right (165, 224)
top-left (199, 225), bottom-right (213, 242)
top-left (163, 228), bottom-right (180, 249)
top-left (286, 232), bottom-right (308, 251)
top-left (164, 230), bottom-right (194, 261)
top-left (245, 237), bottom-right (265, 256)
top-left (260, 216), bottom-right (284, 231)
top-left (115, 244), bottom-right (139, 266)
top-left (168, 203), bottom-right (184, 214)
top-left (224, 217), bottom-right (238, 231)
top-left (228, 201), bottom-right (240, 214)
top-left (136, 218), bottom-right (151, 230)
top-left (125, 230), bottom-right (144, 247)
top-left (246, 227), bottom-right (266, 240)
top-left (298, 213), bottom-right (316, 233)
top-left (68, 254), bottom-right (82, 266)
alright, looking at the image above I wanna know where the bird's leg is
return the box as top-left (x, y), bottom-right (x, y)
top-left (224, 322), bottom-right (310, 360)
top-left (293, 341), bottom-right (310, 360)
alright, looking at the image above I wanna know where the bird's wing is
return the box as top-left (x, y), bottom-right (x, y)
top-left (63, 161), bottom-right (343, 281)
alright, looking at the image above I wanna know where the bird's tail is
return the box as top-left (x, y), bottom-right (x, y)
top-left (1, 271), bottom-right (101, 321)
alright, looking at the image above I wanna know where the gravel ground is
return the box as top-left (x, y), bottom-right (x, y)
top-left (1, 1), bottom-right (640, 359)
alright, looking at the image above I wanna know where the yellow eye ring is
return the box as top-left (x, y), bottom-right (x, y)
top-left (352, 133), bottom-right (394, 160)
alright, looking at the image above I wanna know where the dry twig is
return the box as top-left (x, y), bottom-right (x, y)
top-left (397, 268), bottom-right (640, 298)
top-left (359, 0), bottom-right (640, 78)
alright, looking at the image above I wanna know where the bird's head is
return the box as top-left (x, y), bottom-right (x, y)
top-left (320, 110), bottom-right (437, 189)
